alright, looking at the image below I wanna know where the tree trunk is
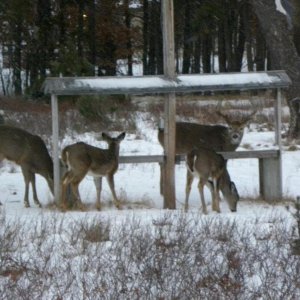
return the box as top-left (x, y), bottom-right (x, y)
top-left (77, 0), bottom-right (84, 61)
top-left (250, 0), bottom-right (300, 139)
top-left (202, 34), bottom-right (211, 73)
top-left (182, 0), bottom-right (192, 74)
top-left (148, 1), bottom-right (156, 74)
top-left (12, 20), bottom-right (22, 95)
top-left (124, 0), bottom-right (133, 76)
top-left (218, 24), bottom-right (227, 72)
top-left (142, 0), bottom-right (149, 75)
top-left (87, 0), bottom-right (96, 71)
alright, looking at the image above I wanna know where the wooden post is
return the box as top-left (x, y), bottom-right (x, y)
top-left (275, 88), bottom-right (283, 198)
top-left (161, 0), bottom-right (176, 209)
top-left (51, 94), bottom-right (60, 202)
top-left (274, 88), bottom-right (282, 148)
top-left (259, 88), bottom-right (283, 201)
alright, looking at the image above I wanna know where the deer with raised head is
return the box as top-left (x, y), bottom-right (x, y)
top-left (158, 110), bottom-right (257, 154)
top-left (61, 132), bottom-right (125, 210)
top-left (158, 110), bottom-right (256, 194)
top-left (0, 125), bottom-right (54, 208)
top-left (185, 147), bottom-right (239, 214)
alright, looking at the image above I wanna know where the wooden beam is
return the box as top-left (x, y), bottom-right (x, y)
top-left (119, 155), bottom-right (164, 164)
top-left (43, 71), bottom-right (291, 95)
top-left (162, 0), bottom-right (176, 209)
top-left (118, 150), bottom-right (280, 164)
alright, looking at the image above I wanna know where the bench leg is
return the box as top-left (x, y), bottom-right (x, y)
top-left (259, 156), bottom-right (282, 201)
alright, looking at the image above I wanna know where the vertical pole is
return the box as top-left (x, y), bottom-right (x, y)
top-left (275, 88), bottom-right (283, 199)
top-left (51, 94), bottom-right (60, 203)
top-left (277, 88), bottom-right (283, 198)
top-left (162, 0), bottom-right (176, 209)
top-left (275, 88), bottom-right (282, 149)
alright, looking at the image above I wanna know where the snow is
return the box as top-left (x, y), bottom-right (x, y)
top-left (1, 112), bottom-right (300, 298)
top-left (43, 71), bottom-right (290, 95)
top-left (0, 115), bottom-right (299, 214)
top-left (275, 0), bottom-right (287, 15)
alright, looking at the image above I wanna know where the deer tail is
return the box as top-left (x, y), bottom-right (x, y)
top-left (61, 148), bottom-right (69, 166)
top-left (186, 148), bottom-right (197, 173)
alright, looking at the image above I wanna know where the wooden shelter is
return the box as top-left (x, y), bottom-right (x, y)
top-left (43, 0), bottom-right (291, 206)
top-left (44, 71), bottom-right (291, 205)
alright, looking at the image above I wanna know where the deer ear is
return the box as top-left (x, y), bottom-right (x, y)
top-left (230, 181), bottom-right (239, 198)
top-left (102, 132), bottom-right (109, 140)
top-left (118, 132), bottom-right (126, 141)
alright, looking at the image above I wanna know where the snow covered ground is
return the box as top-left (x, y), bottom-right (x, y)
top-left (1, 114), bottom-right (300, 299)
top-left (0, 114), bottom-right (299, 217)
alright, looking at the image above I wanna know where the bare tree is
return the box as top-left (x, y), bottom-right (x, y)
top-left (250, 0), bottom-right (300, 140)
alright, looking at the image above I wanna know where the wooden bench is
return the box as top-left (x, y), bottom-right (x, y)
top-left (119, 149), bottom-right (282, 202)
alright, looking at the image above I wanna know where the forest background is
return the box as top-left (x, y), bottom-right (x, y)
top-left (1, 0), bottom-right (300, 137)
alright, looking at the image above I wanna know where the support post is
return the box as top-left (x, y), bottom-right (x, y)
top-left (275, 88), bottom-right (282, 148)
top-left (51, 94), bottom-right (60, 203)
top-left (259, 88), bottom-right (283, 201)
top-left (259, 157), bottom-right (282, 201)
top-left (275, 88), bottom-right (283, 199)
top-left (162, 0), bottom-right (176, 209)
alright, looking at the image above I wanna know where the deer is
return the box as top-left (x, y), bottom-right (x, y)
top-left (185, 147), bottom-right (239, 214)
top-left (158, 110), bottom-right (256, 194)
top-left (0, 125), bottom-right (54, 208)
top-left (158, 110), bottom-right (257, 154)
top-left (60, 132), bottom-right (125, 210)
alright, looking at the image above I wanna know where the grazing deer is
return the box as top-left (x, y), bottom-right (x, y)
top-left (158, 110), bottom-right (256, 194)
top-left (61, 132), bottom-right (125, 210)
top-left (0, 125), bottom-right (54, 208)
top-left (185, 147), bottom-right (239, 214)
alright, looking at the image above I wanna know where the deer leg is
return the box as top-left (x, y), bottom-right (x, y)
top-left (61, 171), bottom-right (84, 210)
top-left (206, 180), bottom-right (214, 200)
top-left (93, 177), bottom-right (102, 210)
top-left (21, 168), bottom-right (30, 207)
top-left (30, 173), bottom-right (42, 208)
top-left (23, 179), bottom-right (30, 208)
top-left (106, 173), bottom-right (121, 209)
top-left (21, 167), bottom-right (42, 208)
top-left (69, 181), bottom-right (84, 210)
top-left (60, 171), bottom-right (72, 210)
top-left (159, 162), bottom-right (164, 195)
top-left (185, 170), bottom-right (194, 212)
top-left (212, 178), bottom-right (221, 213)
top-left (198, 179), bottom-right (208, 215)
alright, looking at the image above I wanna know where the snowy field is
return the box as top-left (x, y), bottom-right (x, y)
top-left (1, 114), bottom-right (299, 215)
top-left (1, 114), bottom-right (300, 299)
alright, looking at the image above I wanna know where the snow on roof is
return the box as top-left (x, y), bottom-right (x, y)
top-left (43, 71), bottom-right (291, 96)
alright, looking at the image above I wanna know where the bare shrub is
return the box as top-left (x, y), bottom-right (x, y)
top-left (0, 211), bottom-right (299, 299)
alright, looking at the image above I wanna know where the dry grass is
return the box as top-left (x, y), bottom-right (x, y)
top-left (1, 209), bottom-right (299, 299)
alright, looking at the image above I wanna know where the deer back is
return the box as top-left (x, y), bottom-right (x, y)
top-left (186, 147), bottom-right (225, 180)
top-left (0, 125), bottom-right (53, 182)
top-left (62, 132), bottom-right (125, 177)
top-left (158, 122), bottom-right (244, 154)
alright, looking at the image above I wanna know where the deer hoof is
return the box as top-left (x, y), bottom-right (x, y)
top-left (77, 202), bottom-right (85, 211)
top-left (115, 202), bottom-right (122, 210)
top-left (59, 204), bottom-right (67, 212)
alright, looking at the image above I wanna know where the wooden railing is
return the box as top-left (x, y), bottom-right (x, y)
top-left (119, 149), bottom-right (282, 202)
